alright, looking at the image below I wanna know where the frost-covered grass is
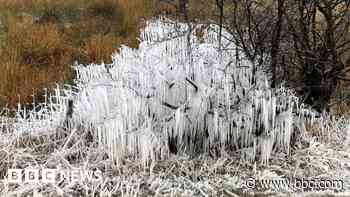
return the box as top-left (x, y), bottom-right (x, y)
top-left (0, 131), bottom-right (350, 196)
top-left (0, 17), bottom-right (349, 196)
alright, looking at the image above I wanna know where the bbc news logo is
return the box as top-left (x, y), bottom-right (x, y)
top-left (7, 168), bottom-right (103, 184)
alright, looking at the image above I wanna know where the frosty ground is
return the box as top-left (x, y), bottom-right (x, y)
top-left (1, 131), bottom-right (350, 196)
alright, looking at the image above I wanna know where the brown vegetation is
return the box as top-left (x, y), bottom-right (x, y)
top-left (0, 0), bottom-right (157, 108)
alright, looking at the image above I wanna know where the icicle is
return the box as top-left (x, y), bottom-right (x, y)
top-left (175, 108), bottom-right (183, 147)
top-left (260, 136), bottom-right (274, 165)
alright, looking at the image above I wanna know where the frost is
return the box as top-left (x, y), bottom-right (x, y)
top-left (3, 18), bottom-right (333, 166)
top-left (67, 18), bottom-right (317, 165)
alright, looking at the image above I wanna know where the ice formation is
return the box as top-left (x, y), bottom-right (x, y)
top-left (69, 18), bottom-right (310, 165)
top-left (1, 18), bottom-right (330, 166)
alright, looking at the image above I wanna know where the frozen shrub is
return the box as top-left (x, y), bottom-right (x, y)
top-left (70, 19), bottom-right (316, 165)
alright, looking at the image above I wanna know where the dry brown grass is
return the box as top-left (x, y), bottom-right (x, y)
top-left (8, 23), bottom-right (71, 65)
top-left (0, 0), bottom-right (156, 108)
top-left (330, 102), bottom-right (350, 118)
top-left (0, 61), bottom-right (69, 107)
top-left (156, 0), bottom-right (178, 16)
top-left (80, 33), bottom-right (120, 64)
top-left (0, 17), bottom-right (73, 107)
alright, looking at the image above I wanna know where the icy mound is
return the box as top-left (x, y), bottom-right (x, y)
top-left (68, 18), bottom-right (314, 166)
top-left (2, 18), bottom-right (333, 166)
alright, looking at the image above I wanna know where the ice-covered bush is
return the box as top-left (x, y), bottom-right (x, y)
top-left (68, 18), bottom-right (318, 165)
top-left (3, 18), bottom-right (328, 166)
